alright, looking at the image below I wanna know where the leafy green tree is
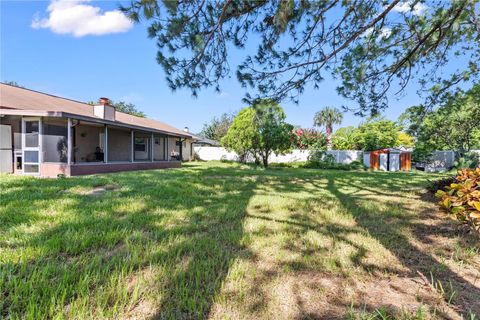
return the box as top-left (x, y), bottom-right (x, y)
top-left (200, 113), bottom-right (234, 141)
top-left (332, 126), bottom-right (358, 150)
top-left (403, 83), bottom-right (480, 153)
top-left (88, 100), bottom-right (146, 118)
top-left (122, 1), bottom-right (479, 114)
top-left (354, 118), bottom-right (400, 151)
top-left (221, 108), bottom-right (257, 163)
top-left (397, 132), bottom-right (415, 148)
top-left (222, 100), bottom-right (293, 167)
top-left (313, 107), bottom-right (343, 150)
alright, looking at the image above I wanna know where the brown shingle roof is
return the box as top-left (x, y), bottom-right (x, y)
top-left (0, 83), bottom-right (191, 138)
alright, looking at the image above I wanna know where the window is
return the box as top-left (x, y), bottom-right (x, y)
top-left (135, 138), bottom-right (146, 151)
top-left (134, 134), bottom-right (151, 161)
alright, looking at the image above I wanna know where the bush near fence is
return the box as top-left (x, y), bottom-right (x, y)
top-left (193, 147), bottom-right (478, 171)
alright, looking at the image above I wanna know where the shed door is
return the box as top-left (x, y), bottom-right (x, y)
top-left (400, 153), bottom-right (411, 171)
top-left (379, 153), bottom-right (388, 171)
top-left (0, 124), bottom-right (13, 173)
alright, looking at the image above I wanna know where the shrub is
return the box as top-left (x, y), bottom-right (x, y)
top-left (454, 152), bottom-right (480, 169)
top-left (435, 168), bottom-right (480, 231)
top-left (304, 151), bottom-right (366, 170)
top-left (426, 176), bottom-right (457, 194)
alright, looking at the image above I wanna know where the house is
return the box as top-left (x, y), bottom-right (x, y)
top-left (363, 148), bottom-right (412, 171)
top-left (0, 83), bottom-right (197, 177)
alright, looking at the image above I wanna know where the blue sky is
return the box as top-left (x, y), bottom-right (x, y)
top-left (1, 0), bottom-right (427, 133)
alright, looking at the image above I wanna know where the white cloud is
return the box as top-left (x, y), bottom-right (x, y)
top-left (32, 0), bottom-right (133, 37)
top-left (392, 1), bottom-right (428, 16)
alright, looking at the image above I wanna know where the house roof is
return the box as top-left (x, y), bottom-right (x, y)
top-left (190, 135), bottom-right (221, 146)
top-left (0, 83), bottom-right (192, 138)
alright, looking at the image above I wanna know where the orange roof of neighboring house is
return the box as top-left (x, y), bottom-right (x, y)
top-left (0, 83), bottom-right (191, 138)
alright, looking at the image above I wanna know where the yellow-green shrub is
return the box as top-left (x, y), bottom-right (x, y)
top-left (435, 168), bottom-right (480, 231)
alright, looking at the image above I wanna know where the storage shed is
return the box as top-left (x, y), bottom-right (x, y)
top-left (364, 148), bottom-right (411, 171)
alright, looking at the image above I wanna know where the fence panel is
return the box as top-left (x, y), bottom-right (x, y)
top-left (193, 147), bottom-right (364, 164)
top-left (424, 150), bottom-right (455, 172)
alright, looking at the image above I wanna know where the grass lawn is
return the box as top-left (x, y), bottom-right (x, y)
top-left (1, 162), bottom-right (479, 319)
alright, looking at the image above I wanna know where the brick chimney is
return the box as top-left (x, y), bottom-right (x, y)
top-left (94, 97), bottom-right (115, 121)
top-left (99, 97), bottom-right (110, 105)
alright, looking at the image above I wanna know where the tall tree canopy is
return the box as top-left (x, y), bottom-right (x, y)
top-left (332, 126), bottom-right (359, 150)
top-left (313, 107), bottom-right (343, 150)
top-left (122, 0), bottom-right (480, 115)
top-left (200, 112), bottom-right (235, 141)
top-left (222, 99), bottom-right (293, 166)
top-left (401, 83), bottom-right (480, 153)
top-left (332, 118), bottom-right (404, 150)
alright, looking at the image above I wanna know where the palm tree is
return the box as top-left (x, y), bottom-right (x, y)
top-left (314, 107), bottom-right (343, 150)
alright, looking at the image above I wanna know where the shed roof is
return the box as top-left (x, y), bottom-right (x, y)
top-left (0, 83), bottom-right (192, 138)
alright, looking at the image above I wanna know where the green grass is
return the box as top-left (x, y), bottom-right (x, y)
top-left (1, 162), bottom-right (478, 319)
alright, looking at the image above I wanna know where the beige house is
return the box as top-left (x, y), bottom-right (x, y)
top-left (0, 83), bottom-right (196, 177)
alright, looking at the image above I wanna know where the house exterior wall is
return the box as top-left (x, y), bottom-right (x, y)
top-left (182, 139), bottom-right (195, 161)
top-left (74, 124), bottom-right (104, 162)
top-left (167, 137), bottom-right (180, 159)
top-left (40, 163), bottom-right (70, 177)
top-left (0, 115), bottom-right (21, 150)
top-left (70, 161), bottom-right (180, 176)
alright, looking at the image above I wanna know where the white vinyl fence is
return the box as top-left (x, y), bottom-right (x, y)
top-left (194, 146), bottom-right (474, 171)
top-left (193, 147), bottom-right (362, 164)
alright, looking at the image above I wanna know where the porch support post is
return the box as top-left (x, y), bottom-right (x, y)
top-left (166, 136), bottom-right (170, 161)
top-left (104, 125), bottom-right (108, 163)
top-left (131, 129), bottom-right (134, 162)
top-left (179, 138), bottom-right (183, 161)
top-left (67, 118), bottom-right (72, 165)
top-left (38, 117), bottom-right (43, 164)
top-left (151, 132), bottom-right (154, 162)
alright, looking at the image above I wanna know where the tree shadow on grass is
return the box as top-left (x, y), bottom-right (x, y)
top-left (324, 176), bottom-right (480, 317)
top-left (1, 166), bottom-right (258, 319)
top-left (236, 170), bottom-right (478, 318)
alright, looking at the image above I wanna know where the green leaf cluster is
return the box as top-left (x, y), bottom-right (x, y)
top-left (221, 100), bottom-right (293, 167)
top-left (332, 118), bottom-right (408, 151)
top-left (402, 83), bottom-right (480, 155)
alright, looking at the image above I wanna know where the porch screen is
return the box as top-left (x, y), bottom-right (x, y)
top-left (153, 135), bottom-right (166, 161)
top-left (108, 127), bottom-right (132, 162)
top-left (134, 132), bottom-right (151, 161)
top-left (42, 119), bottom-right (68, 163)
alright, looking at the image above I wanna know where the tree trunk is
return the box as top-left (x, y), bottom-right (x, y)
top-left (326, 125), bottom-right (332, 150)
top-left (262, 150), bottom-right (269, 167)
